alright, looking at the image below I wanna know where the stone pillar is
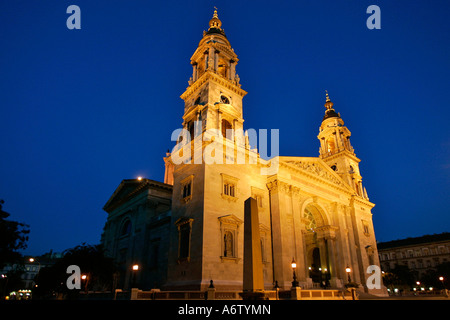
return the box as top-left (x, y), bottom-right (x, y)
top-left (208, 47), bottom-right (215, 71)
top-left (230, 60), bottom-right (236, 80)
top-left (326, 236), bottom-right (340, 287)
top-left (214, 50), bottom-right (219, 72)
top-left (204, 51), bottom-right (209, 70)
top-left (192, 62), bottom-right (198, 82)
top-left (217, 109), bottom-right (222, 135)
top-left (240, 197), bottom-right (266, 300)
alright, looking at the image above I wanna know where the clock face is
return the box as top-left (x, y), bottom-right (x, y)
top-left (221, 95), bottom-right (230, 104)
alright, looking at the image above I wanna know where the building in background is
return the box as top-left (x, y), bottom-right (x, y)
top-left (101, 10), bottom-right (387, 296)
top-left (0, 251), bottom-right (62, 299)
top-left (378, 233), bottom-right (450, 280)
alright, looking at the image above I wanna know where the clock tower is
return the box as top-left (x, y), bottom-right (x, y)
top-left (317, 92), bottom-right (369, 199)
top-left (179, 8), bottom-right (247, 144)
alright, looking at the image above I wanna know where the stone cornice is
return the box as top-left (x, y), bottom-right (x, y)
top-left (180, 71), bottom-right (247, 101)
top-left (320, 149), bottom-right (361, 163)
top-left (350, 194), bottom-right (375, 209)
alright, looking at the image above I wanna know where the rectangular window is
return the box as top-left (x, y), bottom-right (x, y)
top-left (180, 175), bottom-right (194, 203)
top-left (183, 182), bottom-right (191, 198)
top-left (175, 217), bottom-right (194, 262)
top-left (221, 173), bottom-right (238, 200)
top-left (179, 224), bottom-right (190, 259)
top-left (223, 183), bottom-right (235, 197)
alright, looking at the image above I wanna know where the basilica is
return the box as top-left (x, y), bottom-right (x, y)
top-left (101, 10), bottom-right (387, 296)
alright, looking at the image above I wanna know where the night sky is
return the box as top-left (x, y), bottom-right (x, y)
top-left (1, 0), bottom-right (449, 256)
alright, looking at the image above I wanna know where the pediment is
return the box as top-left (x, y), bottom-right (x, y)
top-left (279, 157), bottom-right (352, 191)
top-left (103, 180), bottom-right (143, 212)
top-left (218, 214), bottom-right (243, 225)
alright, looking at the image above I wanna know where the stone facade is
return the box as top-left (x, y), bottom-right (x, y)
top-left (101, 10), bottom-right (387, 296)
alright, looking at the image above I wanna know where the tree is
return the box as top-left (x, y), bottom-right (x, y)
top-left (0, 200), bottom-right (30, 268)
top-left (33, 243), bottom-right (117, 299)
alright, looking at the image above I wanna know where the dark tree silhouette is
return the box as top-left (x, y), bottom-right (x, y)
top-left (0, 200), bottom-right (30, 268)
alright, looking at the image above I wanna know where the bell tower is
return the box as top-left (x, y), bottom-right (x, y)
top-left (179, 8), bottom-right (247, 142)
top-left (318, 92), bottom-right (369, 199)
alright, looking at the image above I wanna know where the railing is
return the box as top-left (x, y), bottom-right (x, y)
top-left (131, 288), bottom-right (357, 300)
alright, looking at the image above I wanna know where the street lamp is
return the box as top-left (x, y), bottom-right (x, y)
top-left (131, 264), bottom-right (139, 288)
top-left (345, 266), bottom-right (352, 283)
top-left (81, 274), bottom-right (88, 293)
top-left (291, 258), bottom-right (299, 288)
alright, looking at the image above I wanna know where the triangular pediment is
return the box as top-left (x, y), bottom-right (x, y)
top-left (103, 180), bottom-right (145, 212)
top-left (279, 156), bottom-right (353, 191)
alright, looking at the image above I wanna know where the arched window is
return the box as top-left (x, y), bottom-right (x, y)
top-left (217, 58), bottom-right (228, 78)
top-left (223, 231), bottom-right (234, 257)
top-left (326, 137), bottom-right (336, 153)
top-left (121, 220), bottom-right (132, 236)
top-left (221, 119), bottom-right (232, 138)
top-left (304, 209), bottom-right (317, 232)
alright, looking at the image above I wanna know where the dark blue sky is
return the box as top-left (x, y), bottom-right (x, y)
top-left (1, 0), bottom-right (449, 256)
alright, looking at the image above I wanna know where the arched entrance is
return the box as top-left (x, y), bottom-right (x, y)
top-left (309, 247), bottom-right (322, 284)
top-left (302, 203), bottom-right (331, 287)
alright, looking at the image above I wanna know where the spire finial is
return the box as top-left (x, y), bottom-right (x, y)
top-left (324, 90), bottom-right (334, 110)
top-left (209, 6), bottom-right (222, 30)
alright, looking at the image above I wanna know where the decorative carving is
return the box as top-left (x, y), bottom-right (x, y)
top-left (285, 161), bottom-right (343, 186)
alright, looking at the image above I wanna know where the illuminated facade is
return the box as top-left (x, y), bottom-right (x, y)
top-left (101, 10), bottom-right (387, 296)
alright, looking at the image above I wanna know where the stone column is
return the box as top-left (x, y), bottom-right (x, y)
top-left (204, 51), bottom-right (209, 70)
top-left (192, 62), bottom-right (198, 82)
top-left (230, 60), bottom-right (236, 80)
top-left (208, 47), bottom-right (215, 71)
top-left (214, 50), bottom-right (219, 72)
top-left (217, 109), bottom-right (222, 136)
top-left (326, 236), bottom-right (340, 287)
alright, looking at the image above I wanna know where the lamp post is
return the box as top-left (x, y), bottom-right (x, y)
top-left (28, 257), bottom-right (41, 290)
top-left (81, 274), bottom-right (88, 293)
top-left (291, 258), bottom-right (299, 288)
top-left (345, 266), bottom-right (352, 283)
top-left (131, 264), bottom-right (139, 289)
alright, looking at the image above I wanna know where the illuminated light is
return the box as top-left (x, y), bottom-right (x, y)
top-left (29, 258), bottom-right (35, 263)
top-left (346, 266), bottom-right (351, 273)
top-left (291, 258), bottom-right (297, 269)
top-left (132, 264), bottom-right (139, 271)
top-left (137, 176), bottom-right (143, 181)
top-left (81, 275), bottom-right (87, 280)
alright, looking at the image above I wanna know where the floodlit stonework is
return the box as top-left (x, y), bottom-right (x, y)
top-left (101, 10), bottom-right (387, 297)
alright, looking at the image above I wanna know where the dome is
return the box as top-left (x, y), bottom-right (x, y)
top-left (206, 8), bottom-right (226, 37)
top-left (322, 91), bottom-right (341, 120)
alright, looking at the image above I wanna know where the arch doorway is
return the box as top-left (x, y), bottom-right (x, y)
top-left (309, 247), bottom-right (322, 284)
top-left (303, 203), bottom-right (329, 286)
